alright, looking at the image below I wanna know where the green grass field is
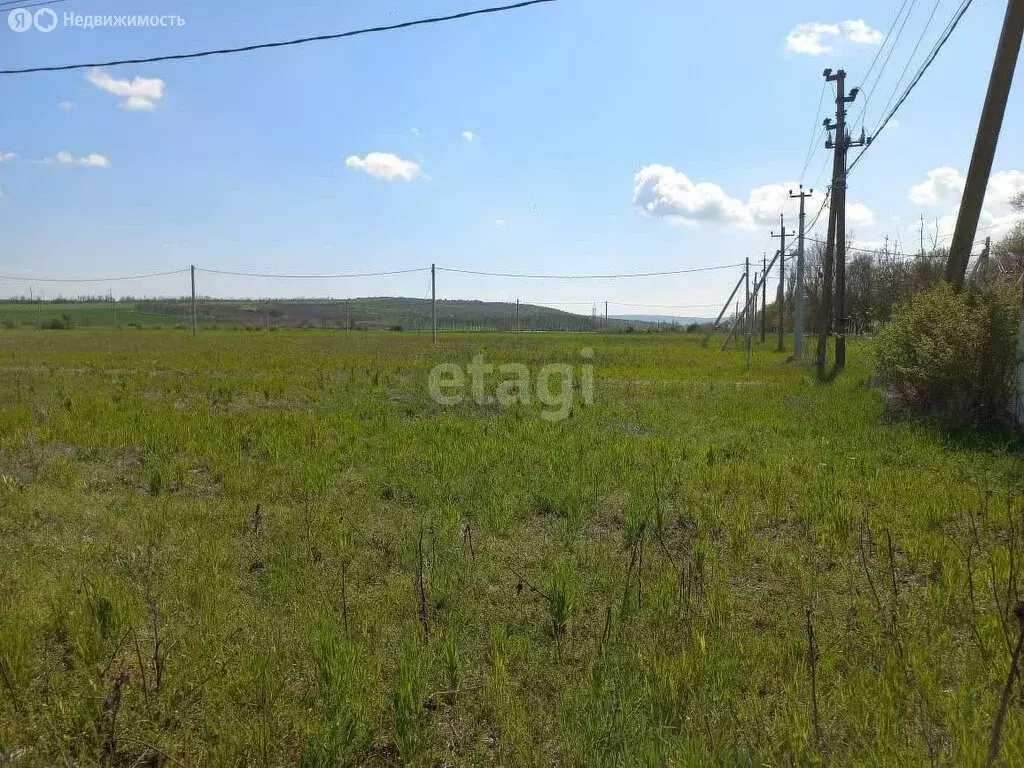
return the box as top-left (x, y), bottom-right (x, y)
top-left (1, 328), bottom-right (1022, 765)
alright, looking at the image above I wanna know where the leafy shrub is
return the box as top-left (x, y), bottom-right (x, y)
top-left (44, 314), bottom-right (72, 330)
top-left (874, 281), bottom-right (1019, 427)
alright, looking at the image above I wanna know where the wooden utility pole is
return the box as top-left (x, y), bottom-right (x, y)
top-left (824, 68), bottom-right (867, 368)
top-left (431, 263), bottom-right (437, 345)
top-left (190, 264), bottom-right (196, 337)
top-left (517, 298), bottom-right (521, 333)
top-left (946, 0), bottom-right (1024, 290)
top-left (770, 215), bottom-right (790, 352)
top-left (790, 186), bottom-right (813, 359)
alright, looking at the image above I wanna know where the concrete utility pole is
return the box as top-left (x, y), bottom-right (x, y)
top-left (431, 263), bottom-right (437, 345)
top-left (824, 68), bottom-right (868, 368)
top-left (790, 186), bottom-right (813, 359)
top-left (761, 252), bottom-right (767, 342)
top-left (946, 0), bottom-right (1024, 290)
top-left (770, 215), bottom-right (790, 352)
top-left (817, 190), bottom-right (838, 377)
top-left (745, 257), bottom-right (752, 368)
top-left (1017, 274), bottom-right (1024, 427)
top-left (190, 265), bottom-right (196, 337)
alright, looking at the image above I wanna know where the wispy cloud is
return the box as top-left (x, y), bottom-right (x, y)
top-left (57, 100), bottom-right (77, 111)
top-left (786, 19), bottom-right (884, 55)
top-left (43, 151), bottom-right (110, 168)
top-left (86, 69), bottom-right (165, 110)
top-left (345, 152), bottom-right (422, 181)
top-left (0, 151), bottom-right (15, 162)
top-left (461, 131), bottom-right (477, 143)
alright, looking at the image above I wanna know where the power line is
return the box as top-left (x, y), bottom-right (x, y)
top-left (861, 0), bottom-right (914, 90)
top-left (849, 0), bottom-right (975, 174)
top-left (856, 0), bottom-right (916, 127)
top-left (0, 0), bottom-right (558, 75)
top-left (873, 0), bottom-right (945, 129)
top-left (197, 267), bottom-right (429, 279)
top-left (436, 262), bottom-right (745, 279)
top-left (799, 82), bottom-right (827, 182)
top-left (0, 0), bottom-right (75, 11)
top-left (0, 268), bottom-right (189, 283)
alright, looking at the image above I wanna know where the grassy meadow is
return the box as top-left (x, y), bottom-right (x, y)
top-left (1, 327), bottom-right (1023, 765)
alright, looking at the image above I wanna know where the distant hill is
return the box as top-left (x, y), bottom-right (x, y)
top-left (2, 297), bottom-right (668, 332)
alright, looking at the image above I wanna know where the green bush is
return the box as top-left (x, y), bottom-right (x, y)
top-left (874, 281), bottom-right (1019, 427)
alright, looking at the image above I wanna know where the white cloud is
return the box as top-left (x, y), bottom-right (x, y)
top-left (805, 197), bottom-right (876, 238)
top-left (841, 19), bottom-right (884, 45)
top-left (411, 128), bottom-right (421, 136)
top-left (847, 202), bottom-right (876, 228)
top-left (632, 165), bottom-right (803, 228)
top-left (495, 219), bottom-right (506, 227)
top-left (906, 167), bottom-right (1024, 242)
top-left (57, 100), bottom-right (77, 111)
top-left (786, 23), bottom-right (839, 55)
top-left (987, 170), bottom-right (1024, 208)
top-left (47, 150), bottom-right (109, 167)
top-left (345, 152), bottom-right (422, 181)
top-left (0, 151), bottom-right (15, 162)
top-left (80, 153), bottom-right (109, 168)
top-left (908, 167), bottom-right (965, 206)
top-left (633, 165), bottom-right (749, 226)
top-left (747, 183), bottom-right (797, 224)
top-left (461, 131), bottom-right (477, 143)
top-left (786, 19), bottom-right (884, 55)
top-left (86, 69), bottom-right (165, 110)
top-left (908, 167), bottom-right (1024, 211)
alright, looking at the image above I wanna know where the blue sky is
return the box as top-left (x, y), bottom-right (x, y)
top-left (0, 0), bottom-right (1022, 313)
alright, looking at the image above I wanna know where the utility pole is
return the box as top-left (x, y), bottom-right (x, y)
top-left (709, 269), bottom-right (747, 346)
top-left (790, 186), bottom-right (813, 359)
top-left (431, 263), bottom-right (437, 345)
top-left (824, 67), bottom-right (867, 368)
top-left (346, 300), bottom-right (350, 331)
top-left (1016, 273), bottom-right (1024, 427)
top-left (817, 190), bottom-right (838, 377)
top-left (190, 265), bottom-right (196, 338)
top-left (745, 257), bottom-right (752, 369)
top-left (770, 215), bottom-right (790, 352)
top-left (604, 300), bottom-right (608, 330)
top-left (517, 299), bottom-right (521, 334)
top-left (947, 0), bottom-right (1024, 290)
top-left (761, 252), bottom-right (767, 342)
